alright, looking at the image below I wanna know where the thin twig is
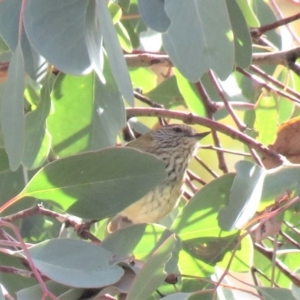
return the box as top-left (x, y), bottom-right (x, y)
top-left (269, 0), bottom-right (300, 45)
top-left (280, 230), bottom-right (300, 250)
top-left (201, 145), bottom-right (251, 157)
top-left (249, 148), bottom-right (263, 167)
top-left (0, 220), bottom-right (58, 300)
top-left (2, 204), bottom-right (101, 243)
top-left (186, 169), bottom-right (207, 186)
top-left (236, 66), bottom-right (300, 104)
top-left (254, 243), bottom-right (300, 286)
top-left (208, 71), bottom-right (246, 131)
top-left (250, 65), bottom-right (300, 101)
top-left (250, 12), bottom-right (300, 39)
top-left (194, 156), bottom-right (219, 178)
top-left (133, 91), bottom-right (164, 108)
top-left (196, 81), bottom-right (228, 173)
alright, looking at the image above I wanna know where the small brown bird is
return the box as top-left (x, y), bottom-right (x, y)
top-left (107, 124), bottom-right (209, 233)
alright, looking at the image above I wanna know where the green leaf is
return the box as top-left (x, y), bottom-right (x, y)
top-left (226, 0), bottom-right (252, 68)
top-left (261, 165), bottom-right (300, 202)
top-left (218, 161), bottom-right (265, 231)
top-left (48, 72), bottom-right (125, 157)
top-left (22, 238), bottom-right (124, 288)
top-left (258, 287), bottom-right (297, 300)
top-left (254, 93), bottom-right (278, 145)
top-left (172, 174), bottom-right (235, 236)
top-left (1, 42), bottom-right (25, 171)
top-left (0, 148), bottom-right (26, 214)
top-left (115, 21), bottom-right (133, 53)
top-left (16, 148), bottom-right (167, 219)
top-left (17, 281), bottom-right (80, 300)
top-left (108, 2), bottom-right (122, 24)
top-left (145, 76), bottom-right (186, 109)
top-left (277, 69), bottom-right (295, 123)
top-left (174, 69), bottom-right (206, 117)
top-left (163, 0), bottom-right (234, 81)
top-left (102, 224), bottom-right (175, 260)
top-left (126, 235), bottom-right (176, 300)
top-left (172, 174), bottom-right (244, 277)
top-left (22, 74), bottom-right (53, 169)
top-left (0, 0), bottom-right (46, 79)
top-left (182, 233), bottom-right (239, 266)
top-left (130, 68), bottom-right (156, 93)
top-left (236, 0), bottom-right (259, 27)
top-left (160, 293), bottom-right (195, 300)
top-left (85, 0), bottom-right (105, 83)
top-left (24, 0), bottom-right (91, 74)
top-left (138, 0), bottom-right (170, 33)
top-left (96, 0), bottom-right (134, 105)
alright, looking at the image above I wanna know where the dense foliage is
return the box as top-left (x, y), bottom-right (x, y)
top-left (1, 0), bottom-right (300, 299)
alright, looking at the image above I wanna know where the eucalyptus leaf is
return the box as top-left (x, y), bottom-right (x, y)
top-left (96, 0), bottom-right (134, 105)
top-left (218, 161), bottom-right (265, 231)
top-left (48, 72), bottom-right (125, 157)
top-left (15, 148), bottom-right (167, 219)
top-left (226, 0), bottom-right (252, 68)
top-left (1, 42), bottom-right (25, 171)
top-left (17, 281), bottom-right (80, 300)
top-left (22, 238), bottom-right (124, 288)
top-left (22, 74), bottom-right (53, 169)
top-left (0, 0), bottom-right (46, 79)
top-left (24, 0), bottom-right (92, 74)
top-left (138, 0), bottom-right (170, 33)
top-left (163, 0), bottom-right (234, 81)
top-left (85, 0), bottom-right (105, 83)
top-left (126, 235), bottom-right (176, 300)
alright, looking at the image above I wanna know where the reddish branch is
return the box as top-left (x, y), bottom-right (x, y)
top-left (195, 81), bottom-right (228, 173)
top-left (2, 204), bottom-right (101, 243)
top-left (126, 107), bottom-right (285, 166)
top-left (250, 12), bottom-right (300, 39)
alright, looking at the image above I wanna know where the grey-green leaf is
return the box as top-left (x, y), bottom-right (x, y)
top-left (1, 42), bottom-right (25, 171)
top-left (85, 0), bottom-right (105, 83)
top-left (138, 0), bottom-right (170, 33)
top-left (22, 239), bottom-right (124, 288)
top-left (162, 0), bottom-right (234, 81)
top-left (126, 235), bottom-right (176, 300)
top-left (226, 0), bottom-right (252, 68)
top-left (22, 74), bottom-right (53, 169)
top-left (24, 0), bottom-right (91, 74)
top-left (96, 0), bottom-right (134, 105)
top-left (20, 148), bottom-right (167, 219)
top-left (218, 161), bottom-right (265, 231)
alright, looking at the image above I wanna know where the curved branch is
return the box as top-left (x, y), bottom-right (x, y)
top-left (126, 107), bottom-right (285, 165)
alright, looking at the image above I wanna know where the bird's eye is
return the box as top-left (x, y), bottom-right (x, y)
top-left (173, 127), bottom-right (182, 133)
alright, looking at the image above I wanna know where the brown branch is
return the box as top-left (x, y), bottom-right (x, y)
top-left (196, 81), bottom-right (228, 173)
top-left (133, 91), bottom-right (163, 108)
top-left (250, 65), bottom-right (300, 101)
top-left (186, 169), bottom-right (207, 186)
top-left (250, 13), bottom-right (300, 39)
top-left (125, 53), bottom-right (172, 68)
top-left (201, 145), bottom-right (251, 157)
top-left (0, 265), bottom-right (48, 280)
top-left (0, 220), bottom-right (58, 300)
top-left (252, 47), bottom-right (300, 76)
top-left (269, 0), bottom-right (300, 45)
top-left (195, 156), bottom-right (219, 179)
top-left (126, 107), bottom-right (285, 166)
top-left (208, 71), bottom-right (246, 132)
top-left (254, 243), bottom-right (300, 286)
top-left (236, 66), bottom-right (300, 105)
top-left (2, 204), bottom-right (101, 243)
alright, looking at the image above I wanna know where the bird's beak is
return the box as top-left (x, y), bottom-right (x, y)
top-left (194, 131), bottom-right (210, 140)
